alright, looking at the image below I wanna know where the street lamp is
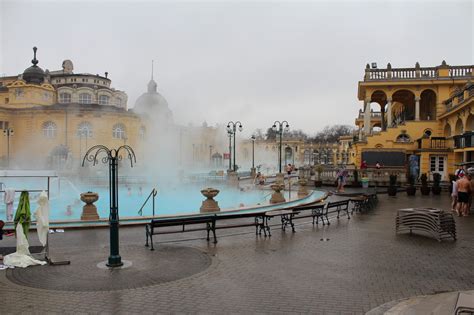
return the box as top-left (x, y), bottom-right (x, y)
top-left (82, 145), bottom-right (136, 267)
top-left (227, 131), bottom-right (232, 171)
top-left (209, 145), bottom-right (213, 166)
top-left (250, 135), bottom-right (256, 176)
top-left (227, 121), bottom-right (243, 172)
top-left (272, 121), bottom-right (289, 173)
top-left (3, 127), bottom-right (13, 168)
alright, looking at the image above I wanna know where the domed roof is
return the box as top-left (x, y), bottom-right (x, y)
top-left (23, 47), bottom-right (45, 84)
top-left (134, 78), bottom-right (173, 122)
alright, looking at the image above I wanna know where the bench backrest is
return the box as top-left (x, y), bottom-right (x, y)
top-left (327, 200), bottom-right (349, 210)
top-left (150, 215), bottom-right (215, 227)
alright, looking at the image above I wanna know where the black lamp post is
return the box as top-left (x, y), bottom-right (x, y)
top-left (82, 145), bottom-right (136, 267)
top-left (227, 131), bottom-right (232, 171)
top-left (3, 127), bottom-right (13, 168)
top-left (209, 145), bottom-right (213, 165)
top-left (272, 121), bottom-right (289, 173)
top-left (227, 121), bottom-right (243, 172)
top-left (251, 135), bottom-right (256, 169)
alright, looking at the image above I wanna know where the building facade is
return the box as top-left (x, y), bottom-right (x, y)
top-left (352, 61), bottom-right (473, 180)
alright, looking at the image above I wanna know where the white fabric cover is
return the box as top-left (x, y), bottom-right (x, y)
top-left (3, 224), bottom-right (47, 268)
top-left (34, 191), bottom-right (49, 247)
top-left (4, 188), bottom-right (15, 221)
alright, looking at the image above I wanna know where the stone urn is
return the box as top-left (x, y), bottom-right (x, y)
top-left (298, 178), bottom-right (309, 197)
top-left (80, 191), bottom-right (99, 220)
top-left (276, 173), bottom-right (285, 184)
top-left (270, 183), bottom-right (286, 204)
top-left (200, 188), bottom-right (220, 213)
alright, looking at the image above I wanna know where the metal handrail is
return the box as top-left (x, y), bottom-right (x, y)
top-left (138, 188), bottom-right (158, 216)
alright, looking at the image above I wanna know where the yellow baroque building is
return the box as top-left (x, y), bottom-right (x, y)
top-left (353, 61), bottom-right (473, 180)
top-left (0, 48), bottom-right (143, 169)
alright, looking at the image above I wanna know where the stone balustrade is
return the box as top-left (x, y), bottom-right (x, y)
top-left (364, 63), bottom-right (473, 81)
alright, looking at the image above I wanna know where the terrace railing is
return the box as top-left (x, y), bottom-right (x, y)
top-left (364, 64), bottom-right (473, 81)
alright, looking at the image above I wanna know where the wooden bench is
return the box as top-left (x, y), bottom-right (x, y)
top-left (327, 199), bottom-right (350, 220)
top-left (145, 215), bottom-right (217, 250)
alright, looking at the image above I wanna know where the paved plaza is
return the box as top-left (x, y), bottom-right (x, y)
top-left (1, 192), bottom-right (473, 314)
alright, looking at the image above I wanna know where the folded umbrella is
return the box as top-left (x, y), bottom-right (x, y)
top-left (35, 191), bottom-right (49, 247)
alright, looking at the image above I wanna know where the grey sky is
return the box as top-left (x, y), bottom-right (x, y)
top-left (1, 0), bottom-right (472, 136)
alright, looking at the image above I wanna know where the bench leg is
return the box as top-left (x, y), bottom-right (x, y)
top-left (325, 212), bottom-right (330, 225)
top-left (212, 220), bottom-right (217, 244)
top-left (145, 225), bottom-right (149, 247)
top-left (337, 209), bottom-right (340, 219)
top-left (265, 216), bottom-right (271, 237)
top-left (150, 233), bottom-right (154, 251)
top-left (206, 222), bottom-right (211, 241)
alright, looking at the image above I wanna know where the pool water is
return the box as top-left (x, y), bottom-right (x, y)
top-left (0, 178), bottom-right (275, 221)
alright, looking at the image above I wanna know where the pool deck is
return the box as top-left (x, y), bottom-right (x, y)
top-left (1, 190), bottom-right (473, 314)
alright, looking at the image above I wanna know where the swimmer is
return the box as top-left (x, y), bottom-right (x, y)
top-left (66, 205), bottom-right (73, 216)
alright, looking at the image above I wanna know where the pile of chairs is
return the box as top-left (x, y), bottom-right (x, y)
top-left (396, 208), bottom-right (456, 242)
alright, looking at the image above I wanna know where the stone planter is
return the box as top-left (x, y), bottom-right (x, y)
top-left (200, 188), bottom-right (220, 213)
top-left (270, 183), bottom-right (286, 204)
top-left (80, 191), bottom-right (99, 220)
top-left (275, 173), bottom-right (285, 184)
top-left (298, 178), bottom-right (309, 197)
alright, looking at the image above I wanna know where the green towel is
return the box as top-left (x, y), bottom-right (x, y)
top-left (14, 191), bottom-right (31, 238)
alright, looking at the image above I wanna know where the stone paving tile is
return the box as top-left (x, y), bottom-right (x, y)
top-left (0, 193), bottom-right (473, 313)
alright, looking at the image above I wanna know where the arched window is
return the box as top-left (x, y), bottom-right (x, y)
top-left (59, 92), bottom-right (71, 103)
top-left (116, 97), bottom-right (122, 107)
top-left (79, 93), bottom-right (92, 104)
top-left (43, 121), bottom-right (57, 138)
top-left (423, 129), bottom-right (432, 138)
top-left (396, 134), bottom-right (411, 143)
top-left (98, 95), bottom-right (109, 105)
top-left (77, 122), bottom-right (93, 138)
top-left (139, 126), bottom-right (146, 140)
top-left (112, 123), bottom-right (126, 139)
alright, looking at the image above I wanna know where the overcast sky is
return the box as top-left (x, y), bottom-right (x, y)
top-left (1, 0), bottom-right (472, 136)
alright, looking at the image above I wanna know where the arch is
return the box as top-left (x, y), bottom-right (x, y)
top-left (284, 146), bottom-right (293, 164)
top-left (443, 123), bottom-right (452, 137)
top-left (392, 90), bottom-right (416, 122)
top-left (375, 144), bottom-right (384, 148)
top-left (42, 121), bottom-right (57, 138)
top-left (420, 89), bottom-right (437, 120)
top-left (423, 129), bottom-right (432, 138)
top-left (396, 133), bottom-right (411, 143)
top-left (455, 118), bottom-right (464, 135)
top-left (112, 123), bottom-right (126, 139)
top-left (77, 121), bottom-right (93, 138)
top-left (465, 114), bottom-right (474, 132)
top-left (370, 90), bottom-right (388, 106)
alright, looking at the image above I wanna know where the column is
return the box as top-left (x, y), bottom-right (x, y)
top-left (415, 97), bottom-right (420, 121)
top-left (386, 99), bottom-right (392, 127)
top-left (364, 100), bottom-right (371, 136)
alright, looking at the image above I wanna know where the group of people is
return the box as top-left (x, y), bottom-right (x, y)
top-left (451, 166), bottom-right (473, 217)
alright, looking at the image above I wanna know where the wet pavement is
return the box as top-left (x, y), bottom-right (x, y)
top-left (0, 190), bottom-right (473, 314)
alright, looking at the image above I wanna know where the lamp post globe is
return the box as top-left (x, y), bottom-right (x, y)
top-left (226, 121), bottom-right (243, 172)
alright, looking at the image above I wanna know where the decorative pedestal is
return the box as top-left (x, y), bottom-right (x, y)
top-left (270, 183), bottom-right (286, 204)
top-left (200, 188), bottom-right (220, 213)
top-left (298, 178), bottom-right (309, 197)
top-left (276, 173), bottom-right (285, 184)
top-left (227, 171), bottom-right (239, 185)
top-left (250, 167), bottom-right (257, 178)
top-left (80, 192), bottom-right (99, 220)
